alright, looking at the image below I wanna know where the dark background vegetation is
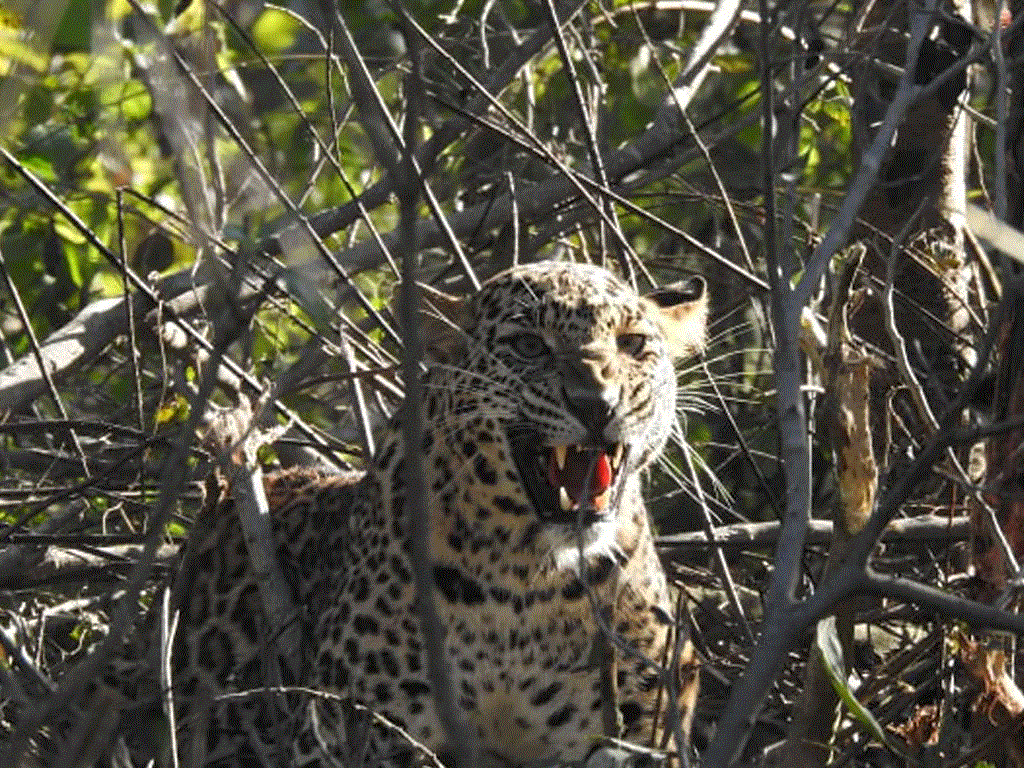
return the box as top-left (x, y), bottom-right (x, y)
top-left (1, 0), bottom-right (1024, 765)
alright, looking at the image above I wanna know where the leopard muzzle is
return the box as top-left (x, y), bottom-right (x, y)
top-left (509, 431), bottom-right (627, 526)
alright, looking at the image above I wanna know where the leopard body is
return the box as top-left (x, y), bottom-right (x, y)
top-left (168, 261), bottom-right (706, 767)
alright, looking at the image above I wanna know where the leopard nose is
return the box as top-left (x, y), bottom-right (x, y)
top-left (560, 350), bottom-right (619, 442)
top-left (562, 385), bottom-right (614, 443)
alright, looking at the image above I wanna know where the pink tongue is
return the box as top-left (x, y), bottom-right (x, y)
top-left (547, 448), bottom-right (612, 505)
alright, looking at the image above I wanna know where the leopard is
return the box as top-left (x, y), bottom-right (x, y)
top-left (155, 260), bottom-right (708, 768)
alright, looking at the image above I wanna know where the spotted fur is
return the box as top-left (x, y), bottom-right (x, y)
top-left (167, 261), bottom-right (706, 767)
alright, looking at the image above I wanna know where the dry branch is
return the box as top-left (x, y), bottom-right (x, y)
top-left (657, 515), bottom-right (969, 553)
top-left (0, 270), bottom-right (242, 414)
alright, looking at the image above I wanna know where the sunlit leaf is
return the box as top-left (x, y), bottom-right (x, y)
top-left (252, 7), bottom-right (301, 55)
top-left (168, 0), bottom-right (205, 34)
top-left (0, 31), bottom-right (47, 72)
top-left (20, 154), bottom-right (57, 182)
top-left (817, 617), bottom-right (890, 746)
top-left (120, 79), bottom-right (152, 121)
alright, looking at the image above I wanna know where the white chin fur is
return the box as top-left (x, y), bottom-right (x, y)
top-left (545, 514), bottom-right (620, 573)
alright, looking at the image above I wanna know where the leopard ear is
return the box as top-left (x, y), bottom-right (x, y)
top-left (645, 276), bottom-right (708, 360)
top-left (392, 283), bottom-right (469, 362)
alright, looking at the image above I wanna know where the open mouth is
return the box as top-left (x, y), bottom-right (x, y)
top-left (509, 431), bottom-right (625, 525)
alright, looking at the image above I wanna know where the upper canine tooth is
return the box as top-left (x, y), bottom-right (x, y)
top-left (559, 485), bottom-right (574, 512)
top-left (553, 445), bottom-right (567, 471)
top-left (611, 444), bottom-right (623, 469)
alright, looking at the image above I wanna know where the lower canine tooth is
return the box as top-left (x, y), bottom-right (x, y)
top-left (594, 489), bottom-right (609, 510)
top-left (559, 486), bottom-right (573, 512)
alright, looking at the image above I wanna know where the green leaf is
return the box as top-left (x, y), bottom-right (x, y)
top-left (0, 30), bottom-right (47, 72)
top-left (53, 217), bottom-right (87, 246)
top-left (816, 616), bottom-right (890, 746)
top-left (252, 7), bottom-right (301, 55)
top-left (24, 84), bottom-right (53, 124)
top-left (119, 79), bottom-right (152, 121)
top-left (52, 0), bottom-right (94, 53)
top-left (21, 154), bottom-right (57, 183)
top-left (155, 395), bottom-right (190, 425)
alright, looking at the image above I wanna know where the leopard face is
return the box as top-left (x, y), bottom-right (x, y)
top-left (420, 261), bottom-right (707, 571)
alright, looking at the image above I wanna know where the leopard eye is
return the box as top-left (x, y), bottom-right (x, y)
top-left (508, 332), bottom-right (550, 359)
top-left (617, 332), bottom-right (648, 358)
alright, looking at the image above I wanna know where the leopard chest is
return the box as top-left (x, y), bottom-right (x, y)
top-left (316, 547), bottom-right (614, 760)
top-left (436, 566), bottom-right (618, 762)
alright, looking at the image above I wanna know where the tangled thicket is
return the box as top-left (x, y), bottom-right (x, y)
top-left (1, 0), bottom-right (1023, 765)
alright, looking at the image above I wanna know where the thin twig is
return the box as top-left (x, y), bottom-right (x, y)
top-left (0, 244), bottom-right (90, 474)
top-left (393, 23), bottom-right (478, 768)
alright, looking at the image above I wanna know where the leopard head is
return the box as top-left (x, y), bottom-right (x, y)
top-left (417, 261), bottom-right (708, 566)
